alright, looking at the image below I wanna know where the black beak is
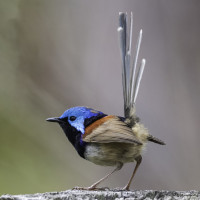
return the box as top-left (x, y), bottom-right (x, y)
top-left (46, 117), bottom-right (62, 123)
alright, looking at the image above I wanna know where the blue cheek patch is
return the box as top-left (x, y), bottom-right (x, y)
top-left (59, 106), bottom-right (105, 135)
top-left (68, 116), bottom-right (85, 134)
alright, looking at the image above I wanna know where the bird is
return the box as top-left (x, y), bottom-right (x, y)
top-left (46, 12), bottom-right (165, 191)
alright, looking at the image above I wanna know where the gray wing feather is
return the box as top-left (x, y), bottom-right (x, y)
top-left (82, 117), bottom-right (142, 145)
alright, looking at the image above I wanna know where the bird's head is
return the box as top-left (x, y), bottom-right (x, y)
top-left (46, 106), bottom-right (106, 158)
top-left (46, 106), bottom-right (106, 135)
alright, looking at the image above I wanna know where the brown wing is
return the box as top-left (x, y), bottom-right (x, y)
top-left (82, 116), bottom-right (142, 145)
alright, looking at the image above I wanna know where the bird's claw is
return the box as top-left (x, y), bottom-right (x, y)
top-left (72, 186), bottom-right (89, 190)
top-left (112, 187), bottom-right (130, 191)
top-left (72, 186), bottom-right (109, 191)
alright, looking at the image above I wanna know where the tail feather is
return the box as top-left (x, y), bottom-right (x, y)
top-left (147, 135), bottom-right (166, 145)
top-left (118, 12), bottom-right (146, 118)
top-left (118, 13), bottom-right (165, 146)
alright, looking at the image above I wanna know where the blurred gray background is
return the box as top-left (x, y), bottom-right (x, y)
top-left (0, 0), bottom-right (200, 195)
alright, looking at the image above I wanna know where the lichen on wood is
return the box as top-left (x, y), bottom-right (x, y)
top-left (1, 190), bottom-right (200, 200)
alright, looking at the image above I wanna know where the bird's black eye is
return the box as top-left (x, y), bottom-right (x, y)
top-left (69, 116), bottom-right (76, 121)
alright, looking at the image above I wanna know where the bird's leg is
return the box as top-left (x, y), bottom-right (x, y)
top-left (87, 164), bottom-right (123, 190)
top-left (122, 155), bottom-right (142, 190)
top-left (73, 163), bottom-right (123, 190)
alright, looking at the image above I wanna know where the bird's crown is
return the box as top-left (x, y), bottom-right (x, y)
top-left (59, 106), bottom-right (105, 134)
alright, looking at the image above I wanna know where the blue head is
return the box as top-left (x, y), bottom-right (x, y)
top-left (58, 106), bottom-right (105, 134)
top-left (46, 106), bottom-right (106, 158)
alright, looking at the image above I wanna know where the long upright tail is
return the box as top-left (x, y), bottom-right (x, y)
top-left (118, 12), bottom-right (145, 119)
top-left (118, 13), bottom-right (165, 146)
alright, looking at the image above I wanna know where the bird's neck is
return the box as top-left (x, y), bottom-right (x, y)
top-left (59, 123), bottom-right (86, 158)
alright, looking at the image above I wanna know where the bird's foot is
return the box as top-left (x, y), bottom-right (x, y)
top-left (73, 186), bottom-right (109, 191)
top-left (121, 186), bottom-right (130, 191)
top-left (113, 186), bottom-right (130, 191)
top-left (72, 186), bottom-right (94, 190)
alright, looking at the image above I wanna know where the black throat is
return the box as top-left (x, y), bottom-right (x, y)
top-left (58, 113), bottom-right (107, 159)
top-left (59, 121), bottom-right (86, 158)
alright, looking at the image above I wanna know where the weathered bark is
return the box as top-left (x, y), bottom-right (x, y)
top-left (1, 190), bottom-right (200, 200)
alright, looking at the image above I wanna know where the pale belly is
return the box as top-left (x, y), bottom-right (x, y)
top-left (84, 143), bottom-right (145, 166)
